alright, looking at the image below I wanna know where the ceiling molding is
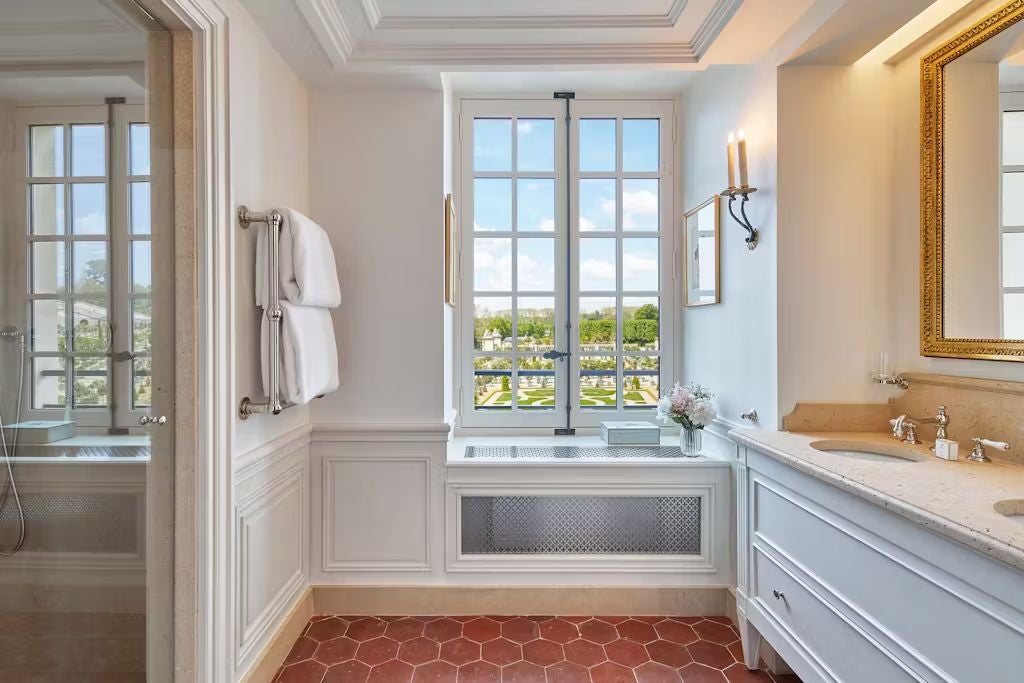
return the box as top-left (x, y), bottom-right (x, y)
top-left (0, 20), bottom-right (129, 36)
top-left (296, 0), bottom-right (354, 68)
top-left (366, 0), bottom-right (690, 30)
top-left (350, 42), bottom-right (698, 66)
top-left (692, 0), bottom-right (742, 57)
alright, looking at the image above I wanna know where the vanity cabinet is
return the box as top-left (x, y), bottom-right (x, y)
top-left (735, 446), bottom-right (1024, 683)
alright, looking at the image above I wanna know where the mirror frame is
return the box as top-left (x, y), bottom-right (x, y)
top-left (683, 196), bottom-right (721, 307)
top-left (922, 0), bottom-right (1024, 361)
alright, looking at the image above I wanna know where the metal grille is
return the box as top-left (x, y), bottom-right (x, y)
top-left (461, 495), bottom-right (701, 555)
top-left (0, 492), bottom-right (139, 553)
top-left (464, 446), bottom-right (685, 460)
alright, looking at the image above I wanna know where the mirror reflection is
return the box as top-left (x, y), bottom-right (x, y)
top-left (684, 196), bottom-right (720, 306)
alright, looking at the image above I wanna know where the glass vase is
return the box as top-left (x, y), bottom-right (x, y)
top-left (680, 427), bottom-right (702, 457)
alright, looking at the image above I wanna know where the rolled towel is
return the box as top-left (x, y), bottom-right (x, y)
top-left (261, 301), bottom-right (339, 405)
top-left (256, 208), bottom-right (341, 308)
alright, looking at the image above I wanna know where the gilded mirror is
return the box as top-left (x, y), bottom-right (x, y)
top-left (923, 0), bottom-right (1024, 360)
top-left (683, 196), bottom-right (720, 306)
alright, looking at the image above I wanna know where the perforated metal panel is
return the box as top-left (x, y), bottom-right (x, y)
top-left (0, 492), bottom-right (140, 553)
top-left (461, 495), bottom-right (701, 555)
top-left (464, 446), bottom-right (684, 460)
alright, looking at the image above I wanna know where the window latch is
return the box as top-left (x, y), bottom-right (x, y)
top-left (542, 350), bottom-right (570, 361)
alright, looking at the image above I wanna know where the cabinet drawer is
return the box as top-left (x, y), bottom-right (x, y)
top-left (753, 548), bottom-right (916, 682)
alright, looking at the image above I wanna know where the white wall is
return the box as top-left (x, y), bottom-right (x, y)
top-left (680, 65), bottom-right (780, 427)
top-left (308, 87), bottom-right (446, 426)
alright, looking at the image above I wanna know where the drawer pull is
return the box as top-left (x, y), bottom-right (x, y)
top-left (773, 590), bottom-right (785, 600)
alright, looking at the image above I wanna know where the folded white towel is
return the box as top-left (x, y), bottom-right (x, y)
top-left (256, 208), bottom-right (341, 308)
top-left (261, 301), bottom-right (339, 405)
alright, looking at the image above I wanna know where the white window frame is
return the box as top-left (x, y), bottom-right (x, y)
top-left (456, 98), bottom-right (677, 430)
top-left (1000, 91), bottom-right (1024, 337)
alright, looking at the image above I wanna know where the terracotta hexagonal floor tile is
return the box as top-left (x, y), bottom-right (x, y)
top-left (500, 618), bottom-right (540, 644)
top-left (635, 661), bottom-right (684, 683)
top-left (723, 664), bottom-right (775, 682)
top-left (440, 637), bottom-right (481, 666)
top-left (655, 620), bottom-right (699, 645)
top-left (563, 638), bottom-right (606, 667)
top-left (450, 616), bottom-right (477, 623)
top-left (595, 616), bottom-right (629, 624)
top-left (693, 621), bottom-right (739, 646)
top-left (590, 661), bottom-right (637, 683)
top-left (726, 641), bottom-right (744, 664)
top-left (463, 617), bottom-right (501, 643)
top-left (307, 618), bottom-right (350, 643)
top-left (678, 662), bottom-right (728, 682)
top-left (277, 659), bottom-right (327, 683)
top-left (521, 639), bottom-right (563, 667)
top-left (545, 660), bottom-right (590, 683)
top-left (458, 659), bottom-right (501, 683)
top-left (425, 618), bottom-right (464, 643)
top-left (387, 618), bottom-right (427, 642)
top-left (315, 637), bottom-right (359, 665)
top-left (560, 616), bottom-right (590, 624)
top-left (500, 660), bottom-right (546, 682)
top-left (705, 617), bottom-right (734, 625)
top-left (688, 641), bottom-right (734, 670)
top-left (632, 617), bottom-right (665, 625)
top-left (284, 636), bottom-right (318, 664)
top-left (398, 637), bottom-right (441, 666)
top-left (324, 659), bottom-right (371, 683)
top-left (485, 615), bottom-right (516, 622)
top-left (355, 637), bottom-right (400, 666)
top-left (481, 638), bottom-right (522, 666)
top-left (667, 617), bottom-right (704, 625)
top-left (605, 638), bottom-right (650, 668)
top-left (347, 618), bottom-right (387, 642)
top-left (617, 619), bottom-right (659, 644)
top-left (578, 619), bottom-right (618, 644)
top-left (539, 618), bottom-right (579, 644)
top-left (368, 659), bottom-right (414, 683)
top-left (647, 639), bottom-right (693, 669)
top-left (413, 660), bottom-right (458, 682)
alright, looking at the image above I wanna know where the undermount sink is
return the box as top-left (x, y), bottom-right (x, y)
top-left (810, 440), bottom-right (925, 463)
top-left (994, 499), bottom-right (1024, 523)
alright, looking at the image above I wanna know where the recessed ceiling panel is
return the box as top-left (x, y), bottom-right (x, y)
top-left (376, 0), bottom-right (676, 19)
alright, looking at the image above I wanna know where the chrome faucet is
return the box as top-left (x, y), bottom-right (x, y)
top-left (890, 415), bottom-right (921, 444)
top-left (912, 405), bottom-right (951, 441)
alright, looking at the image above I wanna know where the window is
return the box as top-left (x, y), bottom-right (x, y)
top-left (459, 100), bottom-right (675, 428)
top-left (16, 105), bottom-right (151, 425)
top-left (1001, 94), bottom-right (1024, 338)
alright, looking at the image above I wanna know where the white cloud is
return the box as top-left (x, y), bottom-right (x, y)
top-left (473, 239), bottom-right (511, 291)
top-left (517, 120), bottom-right (533, 135)
top-left (580, 258), bottom-right (615, 290)
top-left (622, 189), bottom-right (658, 230)
top-left (623, 251), bottom-right (658, 290)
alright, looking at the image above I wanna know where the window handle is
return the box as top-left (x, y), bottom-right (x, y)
top-left (542, 350), bottom-right (570, 361)
top-left (140, 415), bottom-right (166, 426)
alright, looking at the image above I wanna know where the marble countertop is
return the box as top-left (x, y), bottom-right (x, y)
top-left (446, 435), bottom-right (727, 467)
top-left (729, 429), bottom-right (1024, 572)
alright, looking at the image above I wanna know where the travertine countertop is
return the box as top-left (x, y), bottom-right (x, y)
top-left (729, 429), bottom-right (1024, 573)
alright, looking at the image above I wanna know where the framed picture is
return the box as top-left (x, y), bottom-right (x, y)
top-left (683, 196), bottom-right (721, 306)
top-left (444, 193), bottom-right (457, 307)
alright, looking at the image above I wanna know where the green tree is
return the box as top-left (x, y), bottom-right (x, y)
top-left (635, 303), bottom-right (659, 320)
top-left (500, 376), bottom-right (511, 391)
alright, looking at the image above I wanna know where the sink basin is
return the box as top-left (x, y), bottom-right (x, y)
top-left (994, 499), bottom-right (1024, 523)
top-left (810, 440), bottom-right (924, 463)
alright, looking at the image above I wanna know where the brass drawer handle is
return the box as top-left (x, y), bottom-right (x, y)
top-left (773, 590), bottom-right (785, 600)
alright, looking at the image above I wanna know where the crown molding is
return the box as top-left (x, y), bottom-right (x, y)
top-left (360, 0), bottom-right (383, 29)
top-left (351, 42), bottom-right (698, 66)
top-left (692, 0), bottom-right (742, 58)
top-left (296, 0), bottom-right (354, 69)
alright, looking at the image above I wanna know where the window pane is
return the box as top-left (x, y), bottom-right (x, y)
top-left (133, 356), bottom-right (152, 409)
top-left (71, 183), bottom-right (106, 234)
top-left (474, 178), bottom-right (512, 231)
top-left (517, 356), bottom-right (555, 410)
top-left (33, 357), bottom-right (66, 409)
top-left (579, 238), bottom-right (616, 291)
top-left (130, 123), bottom-right (151, 175)
top-left (130, 182), bottom-right (151, 234)
top-left (30, 125), bottom-right (64, 177)
top-left (623, 119), bottom-right (659, 172)
top-left (624, 356), bottom-right (659, 408)
top-left (474, 297), bottom-right (512, 351)
top-left (579, 179), bottom-right (616, 232)
top-left (73, 241), bottom-right (107, 293)
top-left (1004, 112), bottom-right (1024, 167)
top-left (623, 297), bottom-right (659, 351)
top-left (579, 297), bottom-right (616, 352)
top-left (133, 298), bottom-right (152, 352)
top-left (1004, 234), bottom-right (1024, 287)
top-left (579, 119), bottom-right (615, 172)
top-left (132, 241), bottom-right (152, 293)
top-left (70, 124), bottom-right (105, 176)
top-left (517, 297), bottom-right (555, 352)
top-left (474, 238), bottom-right (512, 291)
top-left (31, 242), bottom-right (65, 294)
top-left (1005, 292), bottom-right (1024, 339)
top-left (517, 118), bottom-right (554, 172)
top-left (517, 179), bottom-right (554, 231)
top-left (517, 238), bottom-right (554, 292)
top-left (72, 299), bottom-right (108, 353)
top-left (622, 179), bottom-right (659, 231)
top-left (1004, 173), bottom-right (1024, 226)
top-left (697, 235), bottom-right (716, 292)
top-left (31, 300), bottom-right (66, 352)
top-left (30, 184), bottom-right (65, 235)
top-left (474, 119), bottom-right (512, 171)
top-left (474, 356), bottom-right (512, 410)
top-left (579, 356), bottom-right (617, 409)
top-left (623, 238), bottom-right (659, 291)
top-left (73, 356), bottom-right (108, 408)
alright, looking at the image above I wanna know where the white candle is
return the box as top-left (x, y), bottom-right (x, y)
top-left (726, 133), bottom-right (736, 190)
top-left (737, 129), bottom-right (749, 188)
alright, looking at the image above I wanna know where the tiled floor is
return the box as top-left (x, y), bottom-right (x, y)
top-left (274, 615), bottom-right (801, 682)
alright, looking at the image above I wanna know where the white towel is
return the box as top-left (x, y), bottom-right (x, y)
top-left (261, 301), bottom-right (339, 405)
top-left (256, 209), bottom-right (341, 308)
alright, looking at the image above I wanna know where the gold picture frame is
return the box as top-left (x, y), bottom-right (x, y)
top-left (444, 193), bottom-right (457, 307)
top-left (921, 0), bottom-right (1024, 361)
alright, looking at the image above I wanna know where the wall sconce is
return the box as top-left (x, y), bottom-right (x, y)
top-left (721, 130), bottom-right (759, 250)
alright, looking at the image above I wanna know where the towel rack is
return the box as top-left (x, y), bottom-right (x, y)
top-left (238, 205), bottom-right (291, 420)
